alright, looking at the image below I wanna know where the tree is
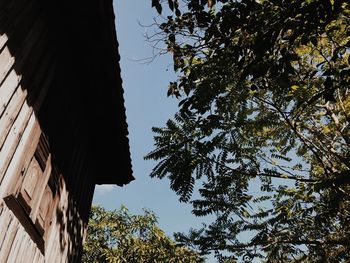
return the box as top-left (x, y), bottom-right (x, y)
top-left (145, 0), bottom-right (350, 261)
top-left (82, 205), bottom-right (203, 263)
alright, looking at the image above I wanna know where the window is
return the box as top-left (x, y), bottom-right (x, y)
top-left (4, 134), bottom-right (57, 253)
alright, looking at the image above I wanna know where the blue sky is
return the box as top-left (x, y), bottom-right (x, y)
top-left (93, 0), bottom-right (207, 239)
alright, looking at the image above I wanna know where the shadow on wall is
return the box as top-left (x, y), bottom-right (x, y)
top-left (0, 0), bottom-right (118, 261)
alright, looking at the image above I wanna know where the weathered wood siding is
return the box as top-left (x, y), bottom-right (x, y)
top-left (0, 34), bottom-right (94, 261)
top-left (0, 0), bottom-right (130, 262)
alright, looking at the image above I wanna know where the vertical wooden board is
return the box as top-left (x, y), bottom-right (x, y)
top-left (0, 209), bottom-right (12, 250)
top-left (47, 237), bottom-right (60, 263)
top-left (6, 225), bottom-right (23, 263)
top-left (60, 239), bottom-right (69, 263)
top-left (81, 183), bottom-right (94, 227)
top-left (67, 145), bottom-right (81, 200)
top-left (13, 232), bottom-right (29, 263)
top-left (27, 48), bottom-right (53, 96)
top-left (44, 226), bottom-right (55, 261)
top-left (32, 64), bottom-right (55, 112)
top-left (0, 1), bottom-right (9, 24)
top-left (0, 86), bottom-right (27, 149)
top-left (57, 195), bottom-right (69, 263)
top-left (14, 17), bottom-right (46, 72)
top-left (36, 250), bottom-right (45, 263)
top-left (80, 171), bottom-right (89, 218)
top-left (20, 156), bottom-right (42, 207)
top-left (36, 185), bottom-right (52, 229)
top-left (0, 69), bottom-right (22, 117)
top-left (7, 0), bottom-right (42, 54)
top-left (0, 46), bottom-right (14, 85)
top-left (22, 239), bottom-right (37, 263)
top-left (0, 117), bottom-right (40, 206)
top-left (0, 33), bottom-right (7, 51)
top-left (0, 218), bottom-right (19, 262)
top-left (32, 248), bottom-right (41, 263)
top-left (44, 194), bottom-right (61, 262)
top-left (0, 101), bottom-right (31, 171)
top-left (0, 0), bottom-right (31, 37)
top-left (38, 254), bottom-right (45, 263)
top-left (29, 241), bottom-right (38, 262)
top-left (1, 0), bottom-right (43, 60)
top-left (30, 155), bottom-right (52, 221)
top-left (0, 103), bottom-right (33, 185)
top-left (44, 195), bottom-right (58, 261)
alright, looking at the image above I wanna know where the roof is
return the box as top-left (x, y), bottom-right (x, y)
top-left (0, 0), bottom-right (134, 186)
top-left (92, 0), bottom-right (134, 185)
top-left (43, 0), bottom-right (134, 186)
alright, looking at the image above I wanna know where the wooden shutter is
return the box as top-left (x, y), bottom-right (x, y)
top-left (18, 156), bottom-right (43, 214)
top-left (36, 182), bottom-right (54, 234)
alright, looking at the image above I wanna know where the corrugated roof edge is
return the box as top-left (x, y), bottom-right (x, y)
top-left (95, 0), bottom-right (134, 186)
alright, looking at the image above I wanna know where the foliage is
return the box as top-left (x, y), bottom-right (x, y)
top-left (146, 0), bottom-right (350, 261)
top-left (82, 205), bottom-right (203, 263)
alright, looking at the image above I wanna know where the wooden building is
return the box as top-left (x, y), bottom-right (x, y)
top-left (0, 0), bottom-right (134, 262)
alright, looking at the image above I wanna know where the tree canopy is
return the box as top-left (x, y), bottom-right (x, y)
top-left (82, 205), bottom-right (203, 263)
top-left (145, 0), bottom-right (350, 261)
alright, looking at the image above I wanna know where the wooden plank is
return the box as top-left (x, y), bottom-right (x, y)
top-left (82, 183), bottom-right (95, 226)
top-left (36, 184), bottom-right (52, 234)
top-left (34, 134), bottom-right (50, 170)
top-left (52, 187), bottom-right (68, 262)
top-left (0, 33), bottom-right (7, 51)
top-left (47, 234), bottom-right (60, 263)
top-left (0, 210), bottom-right (12, 250)
top-left (0, 55), bottom-right (54, 179)
top-left (42, 187), bottom-right (56, 243)
top-left (75, 161), bottom-right (86, 214)
top-left (3, 195), bottom-right (45, 254)
top-left (68, 143), bottom-right (82, 196)
top-left (6, 225), bottom-right (22, 263)
top-left (14, 16), bottom-right (46, 74)
top-left (0, 46), bottom-right (15, 86)
top-left (0, 0), bottom-right (15, 43)
top-left (0, 1), bottom-right (9, 24)
top-left (76, 162), bottom-right (94, 220)
top-left (37, 253), bottom-right (45, 263)
top-left (18, 157), bottom-right (43, 212)
top-left (30, 155), bottom-right (52, 220)
top-left (1, 0), bottom-right (42, 59)
top-left (18, 38), bottom-right (50, 100)
top-left (32, 248), bottom-right (41, 263)
top-left (0, 101), bottom-right (32, 184)
top-left (27, 241), bottom-right (37, 262)
top-left (20, 240), bottom-right (36, 263)
top-left (60, 239), bottom-right (69, 263)
top-left (0, 0), bottom-right (30, 32)
top-left (1, 66), bottom-right (55, 192)
top-left (0, 85), bottom-right (27, 149)
top-left (0, 111), bottom-right (39, 199)
top-left (0, 69), bottom-right (22, 118)
top-left (13, 233), bottom-right (28, 263)
top-left (44, 221), bottom-right (57, 261)
top-left (44, 190), bottom-right (61, 260)
top-left (0, 199), bottom-right (4, 214)
top-left (6, 0), bottom-right (41, 48)
top-left (0, 217), bottom-right (19, 262)
top-left (0, 5), bottom-right (47, 88)
top-left (32, 64), bottom-right (55, 112)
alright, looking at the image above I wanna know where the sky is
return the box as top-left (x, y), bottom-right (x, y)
top-left (93, 0), bottom-right (208, 241)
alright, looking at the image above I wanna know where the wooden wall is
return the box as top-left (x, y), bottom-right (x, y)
top-left (0, 0), bottom-right (129, 261)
